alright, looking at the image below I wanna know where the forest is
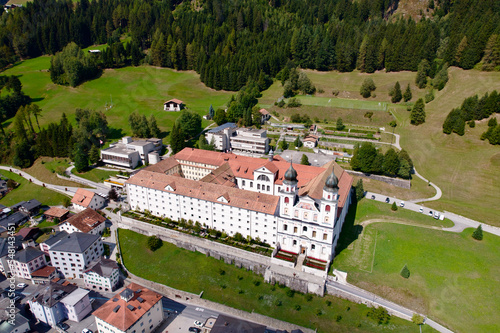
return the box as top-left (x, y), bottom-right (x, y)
top-left (0, 0), bottom-right (499, 92)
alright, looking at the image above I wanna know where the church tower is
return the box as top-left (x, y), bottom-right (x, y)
top-left (320, 169), bottom-right (339, 226)
top-left (279, 162), bottom-right (298, 217)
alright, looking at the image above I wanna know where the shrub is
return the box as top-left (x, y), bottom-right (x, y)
top-left (468, 120), bottom-right (475, 128)
top-left (306, 294), bottom-right (313, 302)
top-left (368, 306), bottom-right (390, 324)
top-left (412, 314), bottom-right (424, 325)
top-left (146, 236), bottom-right (162, 251)
top-left (332, 89), bottom-right (339, 96)
top-left (400, 264), bottom-right (410, 279)
top-left (336, 315), bottom-right (342, 322)
top-left (326, 300), bottom-right (332, 306)
top-left (274, 299), bottom-right (282, 306)
top-left (294, 304), bottom-right (301, 311)
top-left (286, 289), bottom-right (295, 297)
top-left (219, 269), bottom-right (226, 275)
top-left (287, 98), bottom-right (302, 108)
top-left (220, 284), bottom-right (227, 289)
top-left (318, 88), bottom-right (324, 93)
top-left (253, 280), bottom-right (261, 286)
top-left (391, 202), bottom-right (398, 211)
top-left (316, 309), bottom-right (323, 316)
top-left (472, 225), bottom-right (483, 240)
top-left (238, 289), bottom-right (244, 294)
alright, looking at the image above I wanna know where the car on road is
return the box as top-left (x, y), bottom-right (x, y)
top-left (194, 320), bottom-right (203, 328)
top-left (419, 207), bottom-right (424, 213)
top-left (189, 328), bottom-right (201, 333)
top-left (371, 195), bottom-right (375, 200)
top-left (400, 201), bottom-right (405, 207)
top-left (385, 197), bottom-right (390, 203)
top-left (56, 322), bottom-right (69, 331)
top-left (434, 212), bottom-right (440, 219)
top-left (16, 283), bottom-right (27, 288)
top-left (82, 329), bottom-right (93, 333)
top-left (429, 210), bottom-right (433, 216)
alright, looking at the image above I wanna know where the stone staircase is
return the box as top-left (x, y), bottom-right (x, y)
top-left (295, 253), bottom-right (306, 271)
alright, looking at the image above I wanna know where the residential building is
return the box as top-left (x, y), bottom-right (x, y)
top-left (39, 231), bottom-right (69, 254)
top-left (163, 98), bottom-right (184, 111)
top-left (31, 266), bottom-right (58, 285)
top-left (83, 257), bottom-right (119, 291)
top-left (8, 246), bottom-right (47, 280)
top-left (0, 180), bottom-right (7, 196)
top-left (71, 189), bottom-right (106, 212)
top-left (49, 232), bottom-right (104, 279)
top-left (126, 148), bottom-right (353, 263)
top-left (0, 236), bottom-right (23, 276)
top-left (258, 108), bottom-right (271, 124)
top-left (11, 199), bottom-right (42, 216)
top-left (0, 303), bottom-right (30, 333)
top-left (59, 208), bottom-right (106, 235)
top-left (28, 281), bottom-right (92, 326)
top-left (93, 283), bottom-right (164, 333)
top-left (303, 135), bottom-right (319, 148)
top-left (15, 227), bottom-right (41, 241)
top-left (100, 137), bottom-right (163, 168)
top-left (0, 212), bottom-right (29, 232)
top-left (205, 124), bottom-right (270, 154)
top-left (44, 207), bottom-right (70, 222)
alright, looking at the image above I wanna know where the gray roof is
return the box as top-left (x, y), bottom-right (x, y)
top-left (20, 199), bottom-right (42, 211)
top-left (50, 232), bottom-right (100, 253)
top-left (13, 247), bottom-right (45, 263)
top-left (208, 122), bottom-right (237, 133)
top-left (0, 211), bottom-right (29, 228)
top-left (0, 204), bottom-right (6, 209)
top-left (0, 314), bottom-right (30, 333)
top-left (30, 281), bottom-right (78, 308)
top-left (42, 231), bottom-right (69, 247)
top-left (0, 236), bottom-right (23, 258)
top-left (85, 257), bottom-right (118, 278)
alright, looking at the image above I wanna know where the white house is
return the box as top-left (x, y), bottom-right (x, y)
top-left (258, 108), bottom-right (271, 124)
top-left (93, 283), bottom-right (164, 333)
top-left (303, 135), bottom-right (319, 148)
top-left (100, 137), bottom-right (163, 168)
top-left (126, 148), bottom-right (353, 264)
top-left (28, 281), bottom-right (92, 326)
top-left (39, 231), bottom-right (69, 254)
top-left (83, 257), bottom-right (119, 292)
top-left (0, 236), bottom-right (22, 277)
top-left (59, 208), bottom-right (106, 235)
top-left (8, 246), bottom-right (47, 280)
top-left (163, 98), bottom-right (184, 111)
top-left (49, 232), bottom-right (104, 279)
top-left (71, 189), bottom-right (106, 212)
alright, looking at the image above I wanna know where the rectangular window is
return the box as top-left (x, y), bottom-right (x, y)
top-left (323, 233), bottom-right (327, 240)
top-left (312, 231), bottom-right (316, 238)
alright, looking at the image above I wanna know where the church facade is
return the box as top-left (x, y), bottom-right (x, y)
top-left (125, 148), bottom-right (353, 263)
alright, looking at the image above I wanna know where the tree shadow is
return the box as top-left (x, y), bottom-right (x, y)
top-left (335, 198), bottom-right (363, 256)
top-left (31, 97), bottom-right (44, 103)
top-left (107, 127), bottom-right (124, 141)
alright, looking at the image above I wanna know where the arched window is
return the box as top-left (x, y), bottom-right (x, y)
top-left (303, 226), bottom-right (308, 232)
top-left (257, 184), bottom-right (260, 190)
top-left (284, 197), bottom-right (289, 204)
top-left (267, 185), bottom-right (270, 191)
top-left (325, 205), bottom-right (331, 212)
top-left (257, 175), bottom-right (270, 182)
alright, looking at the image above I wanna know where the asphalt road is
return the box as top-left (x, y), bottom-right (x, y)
top-left (365, 191), bottom-right (444, 219)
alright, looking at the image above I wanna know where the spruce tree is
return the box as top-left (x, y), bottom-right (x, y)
top-left (400, 264), bottom-right (410, 279)
top-left (355, 179), bottom-right (364, 201)
top-left (89, 145), bottom-right (100, 165)
top-left (209, 104), bottom-right (215, 119)
top-left (170, 123), bottom-right (185, 154)
top-left (300, 154), bottom-right (309, 165)
top-left (403, 84), bottom-right (412, 102)
top-left (415, 59), bottom-right (430, 89)
top-left (391, 202), bottom-right (398, 211)
top-left (410, 98), bottom-right (426, 125)
top-left (391, 81), bottom-right (402, 103)
top-left (472, 225), bottom-right (483, 240)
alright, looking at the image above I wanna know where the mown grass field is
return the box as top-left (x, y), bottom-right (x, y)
top-left (71, 168), bottom-right (118, 183)
top-left (352, 174), bottom-right (437, 201)
top-left (0, 170), bottom-right (69, 206)
top-left (118, 228), bottom-right (435, 333)
top-left (2, 56), bottom-right (232, 140)
top-left (334, 199), bottom-right (500, 333)
top-left (21, 157), bottom-right (81, 187)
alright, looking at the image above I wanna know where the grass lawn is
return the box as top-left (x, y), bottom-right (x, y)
top-left (353, 174), bottom-right (437, 201)
top-left (2, 57), bottom-right (232, 140)
top-left (334, 200), bottom-right (500, 333)
top-left (20, 157), bottom-right (81, 187)
top-left (0, 170), bottom-right (69, 206)
top-left (72, 168), bottom-right (118, 183)
top-left (36, 220), bottom-right (59, 228)
top-left (119, 229), bottom-right (434, 333)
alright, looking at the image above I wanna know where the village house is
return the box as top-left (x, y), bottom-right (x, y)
top-left (59, 208), bottom-right (106, 235)
top-left (71, 189), bottom-right (106, 212)
top-left (303, 135), bottom-right (319, 148)
top-left (83, 257), bottom-right (120, 292)
top-left (44, 207), bottom-right (70, 222)
top-left (8, 246), bottom-right (47, 280)
top-left (163, 98), bottom-right (184, 111)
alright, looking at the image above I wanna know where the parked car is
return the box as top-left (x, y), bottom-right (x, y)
top-left (429, 210), bottom-right (433, 216)
top-left (189, 328), bottom-right (201, 333)
top-left (434, 212), bottom-right (440, 219)
top-left (400, 201), bottom-right (405, 207)
top-left (194, 320), bottom-right (203, 328)
top-left (371, 195), bottom-right (375, 200)
top-left (17, 283), bottom-right (27, 288)
top-left (385, 197), bottom-right (390, 203)
top-left (419, 207), bottom-right (424, 213)
top-left (82, 329), bottom-right (93, 333)
top-left (56, 322), bottom-right (69, 331)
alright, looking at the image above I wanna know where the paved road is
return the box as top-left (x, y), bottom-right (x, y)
top-left (64, 165), bottom-right (110, 194)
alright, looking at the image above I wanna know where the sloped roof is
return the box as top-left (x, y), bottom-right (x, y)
top-left (15, 227), bottom-right (40, 240)
top-left (0, 236), bottom-right (23, 257)
top-left (30, 281), bottom-right (78, 308)
top-left (71, 189), bottom-right (97, 208)
top-left (44, 207), bottom-right (69, 218)
top-left (31, 266), bottom-right (56, 278)
top-left (144, 156), bottom-right (180, 174)
top-left (63, 208), bottom-right (106, 233)
top-left (211, 314), bottom-right (266, 333)
top-left (13, 247), bottom-right (45, 263)
top-left (126, 170), bottom-right (279, 215)
top-left (164, 98), bottom-right (183, 104)
top-left (92, 283), bottom-right (163, 331)
top-left (200, 163), bottom-right (237, 187)
top-left (84, 257), bottom-right (118, 278)
top-left (259, 108), bottom-right (270, 115)
top-left (49, 232), bottom-right (100, 254)
top-left (41, 231), bottom-right (69, 247)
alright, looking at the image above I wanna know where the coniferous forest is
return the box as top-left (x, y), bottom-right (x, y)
top-left (0, 0), bottom-right (499, 92)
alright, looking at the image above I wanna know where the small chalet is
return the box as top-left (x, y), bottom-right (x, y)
top-left (163, 98), bottom-right (184, 111)
top-left (15, 227), bottom-right (41, 242)
top-left (44, 207), bottom-right (70, 222)
top-left (303, 135), bottom-right (319, 148)
top-left (11, 199), bottom-right (42, 216)
top-left (258, 108), bottom-right (271, 124)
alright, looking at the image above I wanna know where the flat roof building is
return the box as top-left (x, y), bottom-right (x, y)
top-left (100, 137), bottom-right (162, 169)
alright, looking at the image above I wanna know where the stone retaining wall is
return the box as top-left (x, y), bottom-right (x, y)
top-left (346, 170), bottom-right (411, 189)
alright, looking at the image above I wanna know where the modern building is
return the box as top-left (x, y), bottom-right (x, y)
top-left (71, 189), bottom-right (107, 212)
top-left (0, 307), bottom-right (30, 333)
top-left (93, 283), bottom-right (164, 333)
top-left (100, 137), bottom-right (163, 168)
top-left (28, 281), bottom-right (92, 326)
top-left (8, 246), bottom-right (47, 280)
top-left (205, 124), bottom-right (270, 154)
top-left (0, 211), bottom-right (29, 232)
top-left (126, 148), bottom-right (353, 263)
top-left (48, 232), bottom-right (104, 279)
top-left (163, 98), bottom-right (184, 111)
top-left (83, 257), bottom-right (120, 292)
top-left (44, 207), bottom-right (70, 222)
top-left (59, 208), bottom-right (106, 235)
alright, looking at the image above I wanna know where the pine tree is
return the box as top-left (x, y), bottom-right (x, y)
top-left (403, 84), bottom-right (412, 102)
top-left (73, 145), bottom-right (89, 172)
top-left (400, 264), bottom-right (410, 279)
top-left (390, 81), bottom-right (402, 103)
top-left (415, 59), bottom-right (429, 89)
top-left (481, 34), bottom-right (500, 71)
top-left (170, 123), bottom-right (185, 154)
top-left (391, 202), bottom-right (398, 211)
top-left (336, 118), bottom-right (345, 131)
top-left (300, 154), bottom-right (309, 165)
top-left (410, 98), bottom-right (426, 125)
top-left (355, 179), bottom-right (364, 201)
top-left (472, 225), bottom-right (483, 240)
top-left (209, 104), bottom-right (215, 119)
top-left (89, 145), bottom-right (100, 165)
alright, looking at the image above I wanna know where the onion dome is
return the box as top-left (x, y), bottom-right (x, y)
top-left (283, 162), bottom-right (298, 185)
top-left (324, 170), bottom-right (339, 192)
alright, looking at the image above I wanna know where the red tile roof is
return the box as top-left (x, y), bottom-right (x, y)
top-left (164, 98), bottom-right (183, 104)
top-left (126, 170), bottom-right (279, 215)
top-left (31, 266), bottom-right (56, 278)
top-left (259, 108), bottom-right (270, 115)
top-left (92, 283), bottom-right (162, 331)
top-left (71, 189), bottom-right (97, 208)
top-left (63, 208), bottom-right (106, 233)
